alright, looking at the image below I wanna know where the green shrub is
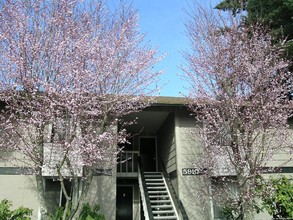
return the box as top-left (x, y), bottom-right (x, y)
top-left (259, 176), bottom-right (293, 219)
top-left (50, 203), bottom-right (105, 220)
top-left (0, 199), bottom-right (32, 220)
top-left (79, 203), bottom-right (105, 220)
top-left (217, 176), bottom-right (292, 219)
top-left (220, 200), bottom-right (240, 220)
top-left (49, 207), bottom-right (67, 220)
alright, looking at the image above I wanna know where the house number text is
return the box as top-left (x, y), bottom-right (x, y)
top-left (182, 168), bottom-right (201, 175)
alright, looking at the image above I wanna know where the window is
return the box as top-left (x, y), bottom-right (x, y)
top-left (211, 177), bottom-right (239, 219)
top-left (44, 178), bottom-right (73, 213)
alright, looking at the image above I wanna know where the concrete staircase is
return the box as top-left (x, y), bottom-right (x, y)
top-left (143, 172), bottom-right (178, 220)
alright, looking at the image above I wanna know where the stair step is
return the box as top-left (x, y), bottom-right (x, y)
top-left (151, 204), bottom-right (173, 209)
top-left (148, 190), bottom-right (167, 194)
top-left (154, 216), bottom-right (177, 219)
top-left (140, 172), bottom-right (178, 219)
top-left (150, 200), bottom-right (171, 203)
top-left (153, 210), bottom-right (175, 214)
top-left (145, 178), bottom-right (163, 182)
top-left (149, 195), bottom-right (169, 198)
top-left (146, 182), bottom-right (164, 185)
top-left (147, 186), bottom-right (166, 189)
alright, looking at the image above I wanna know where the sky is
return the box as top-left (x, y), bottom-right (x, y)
top-left (113, 0), bottom-right (221, 97)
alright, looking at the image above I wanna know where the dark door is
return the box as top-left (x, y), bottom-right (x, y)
top-left (116, 186), bottom-right (133, 220)
top-left (140, 137), bottom-right (156, 171)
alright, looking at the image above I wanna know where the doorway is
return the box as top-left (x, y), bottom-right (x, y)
top-left (139, 137), bottom-right (157, 172)
top-left (116, 185), bottom-right (133, 220)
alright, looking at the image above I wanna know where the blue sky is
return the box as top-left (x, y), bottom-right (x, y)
top-left (130, 0), bottom-right (192, 97)
top-left (111, 0), bottom-right (221, 97)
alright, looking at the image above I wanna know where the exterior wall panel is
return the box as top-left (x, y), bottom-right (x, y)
top-left (158, 113), bottom-right (177, 174)
top-left (266, 148), bottom-right (293, 167)
top-left (0, 175), bottom-right (39, 219)
top-left (86, 174), bottom-right (116, 220)
top-left (175, 109), bottom-right (213, 220)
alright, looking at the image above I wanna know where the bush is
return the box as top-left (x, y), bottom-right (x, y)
top-left (0, 199), bottom-right (32, 220)
top-left (50, 203), bottom-right (105, 220)
top-left (218, 176), bottom-right (292, 219)
top-left (79, 203), bottom-right (105, 220)
top-left (259, 176), bottom-right (293, 219)
top-left (50, 207), bottom-right (67, 220)
top-left (220, 200), bottom-right (240, 220)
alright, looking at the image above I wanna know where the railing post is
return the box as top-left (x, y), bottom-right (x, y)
top-left (117, 151), bottom-right (139, 173)
top-left (159, 158), bottom-right (189, 220)
top-left (138, 157), bottom-right (154, 220)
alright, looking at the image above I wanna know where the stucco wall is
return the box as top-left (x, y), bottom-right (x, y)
top-left (0, 150), bottom-right (40, 219)
top-left (86, 174), bottom-right (117, 220)
top-left (0, 175), bottom-right (39, 219)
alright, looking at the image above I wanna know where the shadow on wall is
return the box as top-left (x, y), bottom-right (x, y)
top-left (0, 151), bottom-right (15, 166)
top-left (86, 175), bottom-right (116, 220)
top-left (0, 175), bottom-right (40, 219)
top-left (180, 174), bottom-right (213, 220)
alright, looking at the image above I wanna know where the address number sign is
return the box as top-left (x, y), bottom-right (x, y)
top-left (182, 168), bottom-right (203, 175)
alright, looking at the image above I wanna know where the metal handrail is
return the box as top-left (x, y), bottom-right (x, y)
top-left (161, 172), bottom-right (180, 219)
top-left (159, 158), bottom-right (189, 220)
top-left (138, 157), bottom-right (154, 220)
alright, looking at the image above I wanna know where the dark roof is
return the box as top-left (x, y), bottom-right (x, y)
top-left (152, 96), bottom-right (188, 106)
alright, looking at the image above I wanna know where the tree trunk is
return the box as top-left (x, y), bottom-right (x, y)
top-left (70, 170), bottom-right (94, 220)
top-left (237, 176), bottom-right (255, 220)
top-left (60, 177), bottom-right (71, 220)
top-left (239, 199), bottom-right (254, 220)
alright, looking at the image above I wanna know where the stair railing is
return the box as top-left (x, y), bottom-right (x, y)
top-left (138, 157), bottom-right (154, 220)
top-left (159, 158), bottom-right (189, 220)
top-left (161, 172), bottom-right (180, 219)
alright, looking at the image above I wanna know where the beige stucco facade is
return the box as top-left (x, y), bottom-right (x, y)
top-left (0, 175), bottom-right (40, 219)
